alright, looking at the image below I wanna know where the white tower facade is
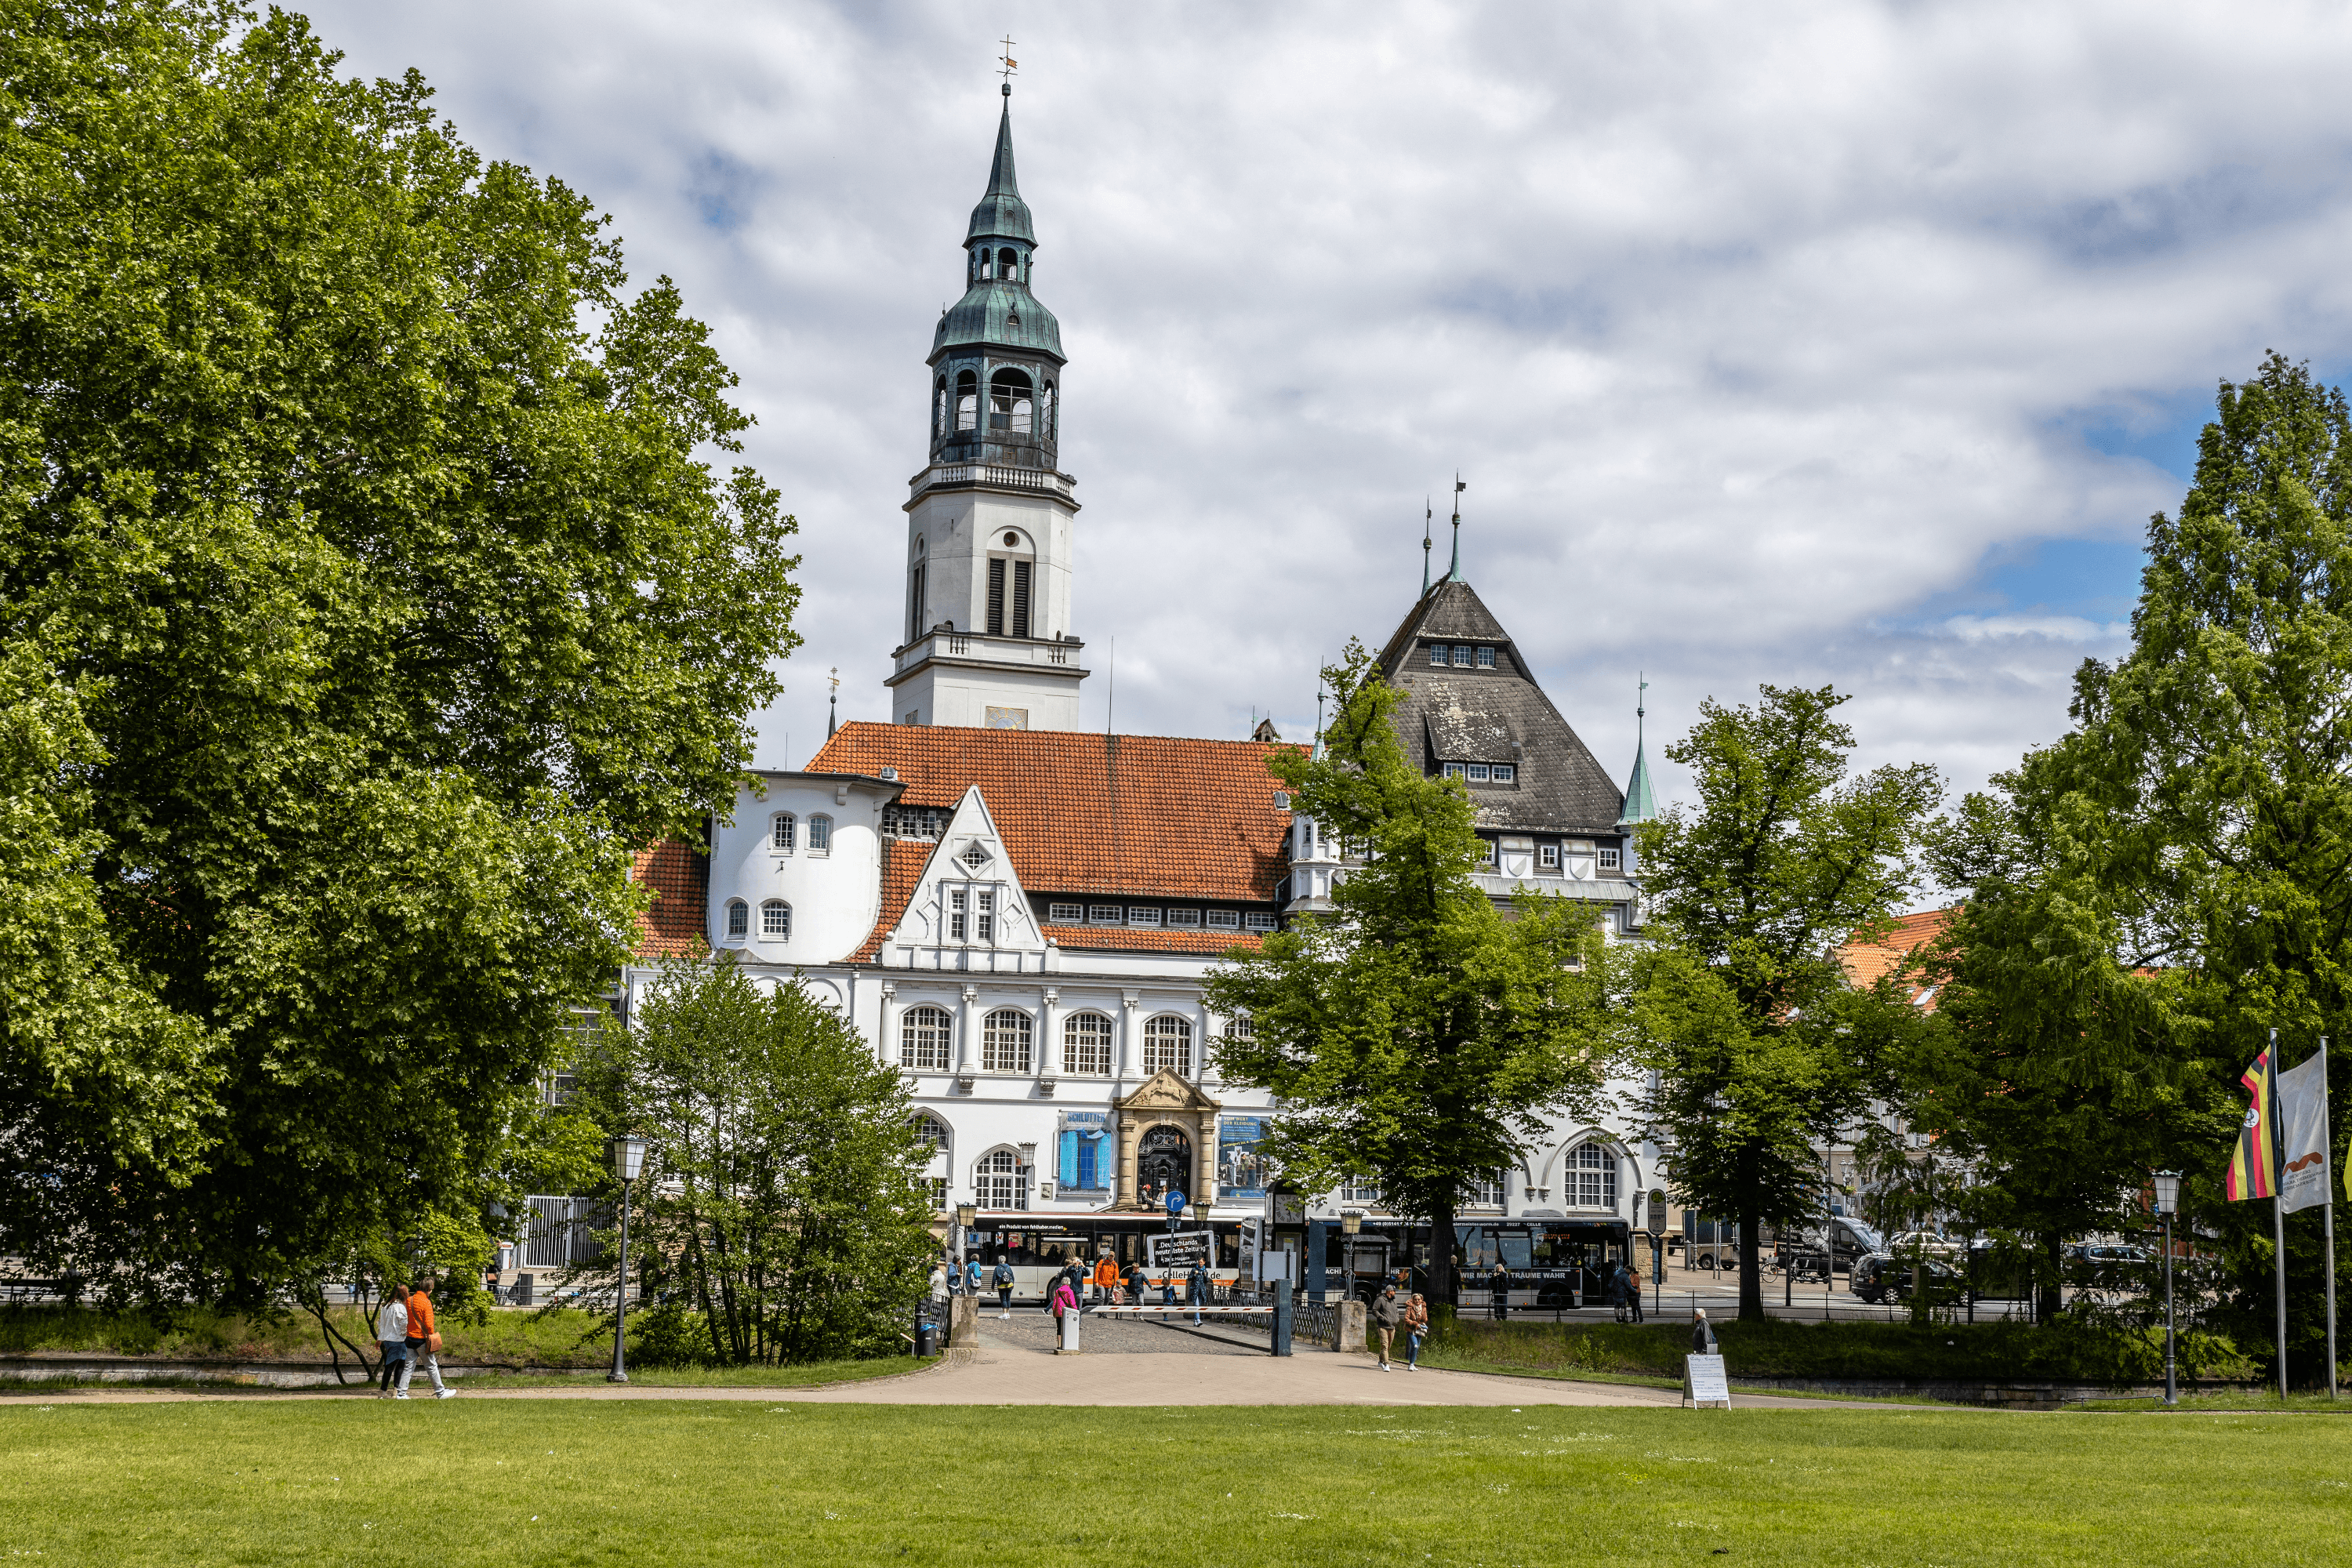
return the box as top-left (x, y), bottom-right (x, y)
top-left (885, 88), bottom-right (1089, 731)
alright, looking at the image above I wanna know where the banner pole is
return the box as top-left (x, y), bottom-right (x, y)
top-left (2325, 1037), bottom-right (2337, 1402)
top-left (2275, 1193), bottom-right (2289, 1403)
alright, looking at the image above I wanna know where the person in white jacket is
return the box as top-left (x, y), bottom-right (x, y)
top-left (376, 1286), bottom-right (409, 1397)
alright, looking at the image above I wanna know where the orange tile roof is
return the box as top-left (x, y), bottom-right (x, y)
top-left (631, 839), bottom-right (709, 957)
top-left (809, 724), bottom-right (1299, 902)
top-left (1837, 907), bottom-right (1955, 1006)
top-left (849, 837), bottom-right (939, 963)
top-left (1039, 924), bottom-right (1267, 956)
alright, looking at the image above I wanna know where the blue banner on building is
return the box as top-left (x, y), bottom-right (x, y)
top-left (1218, 1116), bottom-right (1269, 1200)
top-left (1058, 1111), bottom-right (1109, 1192)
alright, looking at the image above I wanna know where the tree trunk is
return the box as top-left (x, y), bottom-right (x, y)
top-left (1428, 1194), bottom-right (1457, 1317)
top-left (1738, 1204), bottom-right (1766, 1321)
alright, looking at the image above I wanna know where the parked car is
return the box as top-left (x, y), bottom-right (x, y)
top-left (1850, 1251), bottom-right (1965, 1305)
top-left (1886, 1230), bottom-right (1963, 1257)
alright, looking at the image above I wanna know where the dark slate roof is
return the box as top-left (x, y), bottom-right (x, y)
top-left (1373, 580), bottom-right (1627, 836)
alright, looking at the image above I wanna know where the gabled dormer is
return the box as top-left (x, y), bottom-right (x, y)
top-left (880, 786), bottom-right (1049, 973)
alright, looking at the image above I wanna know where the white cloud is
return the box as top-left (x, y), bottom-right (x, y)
top-left (292, 0), bottom-right (2352, 804)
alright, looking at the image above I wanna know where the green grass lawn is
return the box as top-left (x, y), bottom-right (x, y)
top-left (0, 1356), bottom-right (935, 1395)
top-left (5, 1400), bottom-right (2349, 1566)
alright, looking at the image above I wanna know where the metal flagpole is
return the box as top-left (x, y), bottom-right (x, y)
top-left (2276, 1192), bottom-right (2290, 1403)
top-left (2325, 1037), bottom-right (2337, 1402)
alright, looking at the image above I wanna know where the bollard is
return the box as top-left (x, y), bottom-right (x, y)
top-left (1272, 1280), bottom-right (1294, 1356)
top-left (1058, 1305), bottom-right (1081, 1355)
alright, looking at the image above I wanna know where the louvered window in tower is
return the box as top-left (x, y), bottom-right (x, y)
top-left (987, 559), bottom-right (1006, 636)
top-left (1011, 560), bottom-right (1032, 638)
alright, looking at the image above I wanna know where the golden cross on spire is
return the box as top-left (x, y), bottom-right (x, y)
top-left (998, 36), bottom-right (1018, 85)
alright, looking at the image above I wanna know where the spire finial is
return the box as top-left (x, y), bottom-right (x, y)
top-left (1446, 475), bottom-right (1466, 583)
top-left (826, 666), bottom-right (840, 739)
top-left (1421, 497), bottom-right (1432, 598)
top-left (998, 35), bottom-right (1017, 93)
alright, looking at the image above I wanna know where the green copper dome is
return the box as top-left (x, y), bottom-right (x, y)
top-left (933, 93), bottom-right (1063, 363)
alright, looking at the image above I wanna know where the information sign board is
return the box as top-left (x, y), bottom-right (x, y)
top-left (1147, 1229), bottom-right (1214, 1269)
top-left (1683, 1354), bottom-right (1731, 1408)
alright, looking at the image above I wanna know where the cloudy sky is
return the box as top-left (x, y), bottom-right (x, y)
top-left (303, 0), bottom-right (2352, 812)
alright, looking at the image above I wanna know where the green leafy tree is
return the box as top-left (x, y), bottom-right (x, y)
top-left (574, 954), bottom-right (937, 1365)
top-left (1207, 642), bottom-right (1616, 1309)
top-left (1630, 684), bottom-right (1940, 1321)
top-left (0, 1), bottom-right (800, 1306)
top-left (1959, 354), bottom-right (2352, 1380)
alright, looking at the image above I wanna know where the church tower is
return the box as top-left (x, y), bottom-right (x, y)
top-left (886, 86), bottom-right (1088, 731)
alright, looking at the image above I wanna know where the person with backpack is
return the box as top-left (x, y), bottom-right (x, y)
top-left (397, 1274), bottom-right (452, 1399)
top-left (375, 1283), bottom-right (409, 1397)
top-left (991, 1258), bottom-right (1016, 1319)
top-left (964, 1256), bottom-right (982, 1297)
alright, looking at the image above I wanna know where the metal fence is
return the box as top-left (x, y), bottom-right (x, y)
top-left (522, 1196), bottom-right (603, 1269)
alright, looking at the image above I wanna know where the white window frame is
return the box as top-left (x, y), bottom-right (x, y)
top-left (974, 1147), bottom-right (1028, 1210)
top-left (1451, 647), bottom-right (1474, 668)
top-left (1140, 1014), bottom-right (1192, 1076)
top-left (900, 1006), bottom-right (952, 1071)
top-left (808, 814), bottom-right (833, 853)
top-left (1443, 762), bottom-right (1467, 780)
top-left (1476, 647), bottom-right (1496, 668)
top-left (1539, 844), bottom-right (1560, 869)
top-left (1572, 1142), bottom-right (1619, 1210)
top-left (1243, 912), bottom-right (1277, 932)
top-left (975, 888), bottom-right (995, 943)
top-left (760, 899), bottom-right (791, 940)
top-left (1127, 906), bottom-right (1162, 927)
top-left (1048, 902), bottom-right (1083, 923)
top-left (981, 1007), bottom-right (1033, 1073)
top-left (1491, 763), bottom-right (1515, 783)
top-left (1428, 644), bottom-right (1448, 667)
top-left (771, 814), bottom-right (796, 851)
top-left (1466, 764), bottom-right (1490, 782)
top-left (1088, 905), bottom-right (1122, 925)
top-left (1206, 909), bottom-right (1240, 930)
top-left (1167, 907), bottom-right (1202, 928)
top-left (949, 888), bottom-right (967, 941)
top-left (1064, 1012), bottom-right (1112, 1076)
top-left (724, 899), bottom-right (749, 941)
top-left (1599, 847), bottom-right (1622, 870)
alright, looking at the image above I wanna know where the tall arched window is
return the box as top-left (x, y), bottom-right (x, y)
top-left (1141, 1014), bottom-right (1192, 1077)
top-left (955, 369), bottom-right (978, 432)
top-left (996, 246), bottom-right (1018, 280)
top-left (1041, 383), bottom-right (1055, 441)
top-left (1063, 1012), bottom-right (1112, 1076)
top-left (934, 377), bottom-right (947, 438)
top-left (913, 1112), bottom-right (949, 1156)
top-left (771, 813), bottom-right (795, 851)
top-left (724, 899), bottom-right (749, 941)
top-left (989, 368), bottom-right (1033, 436)
top-left (808, 815), bottom-right (832, 851)
top-left (975, 1148), bottom-right (1026, 1210)
top-left (760, 900), bottom-right (791, 940)
top-left (1570, 1142), bottom-right (1619, 1210)
top-left (982, 1008), bottom-right (1033, 1073)
top-left (900, 1005), bottom-right (951, 1071)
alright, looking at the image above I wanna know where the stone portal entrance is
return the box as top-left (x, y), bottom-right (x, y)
top-left (1109, 1069), bottom-right (1222, 1210)
top-left (1137, 1126), bottom-right (1192, 1205)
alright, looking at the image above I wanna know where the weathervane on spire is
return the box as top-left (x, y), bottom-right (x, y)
top-left (826, 666), bottom-right (840, 739)
top-left (1421, 497), bottom-right (1433, 598)
top-left (998, 35), bottom-right (1018, 93)
top-left (1446, 474), bottom-right (1467, 583)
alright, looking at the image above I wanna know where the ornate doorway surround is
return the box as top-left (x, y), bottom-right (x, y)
top-left (1110, 1069), bottom-right (1221, 1210)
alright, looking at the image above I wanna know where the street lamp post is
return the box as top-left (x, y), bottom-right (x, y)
top-left (606, 1134), bottom-right (648, 1385)
top-left (2153, 1171), bottom-right (2181, 1407)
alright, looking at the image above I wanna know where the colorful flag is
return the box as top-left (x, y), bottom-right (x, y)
top-left (2278, 1042), bottom-right (2332, 1213)
top-left (2226, 1044), bottom-right (2279, 1202)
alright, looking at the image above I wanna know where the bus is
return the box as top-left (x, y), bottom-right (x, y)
top-left (1298, 1217), bottom-right (1636, 1310)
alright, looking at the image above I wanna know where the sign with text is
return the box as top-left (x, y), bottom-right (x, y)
top-left (1683, 1354), bottom-right (1731, 1408)
top-left (1147, 1229), bottom-right (1214, 1269)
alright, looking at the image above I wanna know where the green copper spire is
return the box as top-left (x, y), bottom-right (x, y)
top-left (1421, 498), bottom-right (1432, 599)
top-left (1619, 674), bottom-right (1657, 824)
top-left (966, 87), bottom-right (1035, 245)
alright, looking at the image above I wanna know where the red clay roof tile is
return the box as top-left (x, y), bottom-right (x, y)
top-left (631, 839), bottom-right (709, 957)
top-left (1038, 924), bottom-right (1267, 956)
top-left (849, 837), bottom-right (940, 962)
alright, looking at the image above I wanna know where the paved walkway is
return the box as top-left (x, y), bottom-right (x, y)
top-left (0, 1319), bottom-right (1878, 1409)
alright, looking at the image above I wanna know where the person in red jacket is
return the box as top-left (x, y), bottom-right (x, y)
top-left (398, 1275), bottom-right (454, 1399)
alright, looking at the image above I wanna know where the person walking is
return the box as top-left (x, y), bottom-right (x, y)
top-left (1091, 1252), bottom-right (1120, 1308)
top-left (990, 1258), bottom-right (1016, 1319)
top-left (1623, 1261), bottom-right (1645, 1324)
top-left (397, 1274), bottom-right (452, 1399)
top-left (375, 1283), bottom-right (409, 1397)
top-left (1691, 1307), bottom-right (1718, 1355)
top-left (1371, 1282), bottom-right (1405, 1370)
top-left (1186, 1258), bottom-right (1212, 1326)
top-left (965, 1255), bottom-right (982, 1298)
top-left (1607, 1261), bottom-right (1628, 1324)
top-left (1123, 1261), bottom-right (1149, 1310)
top-left (1403, 1293), bottom-right (1430, 1370)
top-left (1489, 1261), bottom-right (1511, 1322)
top-left (1050, 1274), bottom-right (1078, 1334)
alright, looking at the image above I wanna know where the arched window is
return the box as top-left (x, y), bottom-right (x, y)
top-left (760, 899), bottom-right (791, 940)
top-left (912, 1112), bottom-right (949, 1157)
top-left (1063, 1012), bottom-right (1112, 1076)
top-left (996, 246), bottom-right (1018, 280)
top-left (899, 1005), bottom-right (951, 1071)
top-left (724, 899), bottom-right (749, 940)
top-left (771, 813), bottom-right (795, 851)
top-left (982, 1008), bottom-right (1033, 1073)
top-left (1141, 1014), bottom-right (1192, 1077)
top-left (934, 377), bottom-right (947, 438)
top-left (1221, 1014), bottom-right (1253, 1043)
top-left (808, 814), bottom-right (832, 851)
top-left (955, 369), bottom-right (978, 432)
top-left (975, 1147), bottom-right (1027, 1210)
top-left (1570, 1142), bottom-right (1619, 1210)
top-left (989, 368), bottom-right (1033, 436)
top-left (1041, 383), bottom-right (1055, 441)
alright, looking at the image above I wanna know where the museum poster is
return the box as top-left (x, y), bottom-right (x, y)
top-left (1218, 1116), bottom-right (1269, 1200)
top-left (1058, 1110), bottom-right (1109, 1193)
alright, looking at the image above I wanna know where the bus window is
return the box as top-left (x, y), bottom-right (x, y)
top-left (1495, 1226), bottom-right (1534, 1271)
top-left (1455, 1225), bottom-right (1494, 1271)
top-left (1526, 1229), bottom-right (1565, 1268)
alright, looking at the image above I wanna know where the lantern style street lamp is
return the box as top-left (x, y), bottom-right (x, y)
top-left (607, 1134), bottom-right (648, 1384)
top-left (2153, 1171), bottom-right (2181, 1406)
top-left (954, 1200), bottom-right (978, 1289)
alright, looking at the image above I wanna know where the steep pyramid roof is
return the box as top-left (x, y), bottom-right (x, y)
top-left (1373, 579), bottom-right (1626, 836)
top-left (967, 93), bottom-right (1036, 245)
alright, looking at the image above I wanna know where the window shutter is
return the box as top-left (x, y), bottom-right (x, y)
top-left (1012, 559), bottom-right (1033, 638)
top-left (986, 558), bottom-right (1006, 635)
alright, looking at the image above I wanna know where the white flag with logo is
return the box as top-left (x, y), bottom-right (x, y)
top-left (2277, 1043), bottom-right (2332, 1214)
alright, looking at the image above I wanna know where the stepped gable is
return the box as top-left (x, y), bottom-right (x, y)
top-left (1373, 579), bottom-right (1626, 835)
top-left (810, 723), bottom-right (1297, 901)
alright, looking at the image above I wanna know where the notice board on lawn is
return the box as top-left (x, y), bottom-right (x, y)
top-left (1683, 1354), bottom-right (1732, 1408)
